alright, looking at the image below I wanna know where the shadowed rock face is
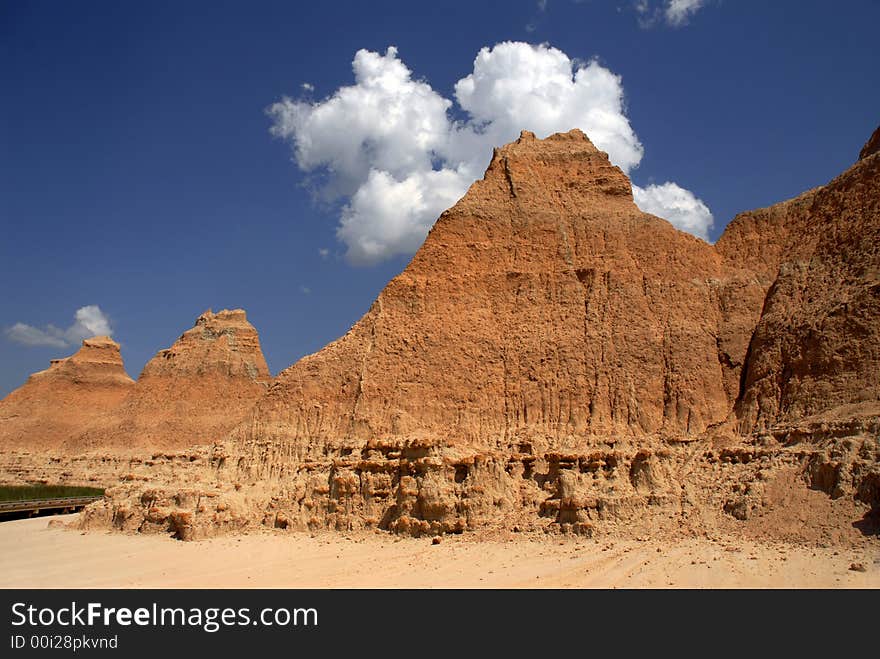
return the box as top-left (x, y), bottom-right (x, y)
top-left (0, 337), bottom-right (135, 451)
top-left (859, 126), bottom-right (880, 161)
top-left (712, 190), bottom-right (822, 417)
top-left (733, 138), bottom-right (880, 432)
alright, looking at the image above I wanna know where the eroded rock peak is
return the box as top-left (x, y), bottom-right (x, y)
top-left (31, 336), bottom-right (133, 386)
top-left (140, 308), bottom-right (271, 382)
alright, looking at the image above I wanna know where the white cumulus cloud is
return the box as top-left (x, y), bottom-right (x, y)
top-left (339, 168), bottom-right (470, 264)
top-left (4, 305), bottom-right (113, 348)
top-left (452, 43), bottom-right (644, 173)
top-left (269, 42), bottom-right (712, 264)
top-left (633, 182), bottom-right (713, 240)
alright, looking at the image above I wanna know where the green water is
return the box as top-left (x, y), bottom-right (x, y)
top-left (0, 485), bottom-right (104, 502)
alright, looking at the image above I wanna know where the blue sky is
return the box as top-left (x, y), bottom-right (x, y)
top-left (1, 0), bottom-right (878, 397)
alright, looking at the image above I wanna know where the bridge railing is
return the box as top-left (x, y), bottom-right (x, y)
top-left (0, 496), bottom-right (104, 514)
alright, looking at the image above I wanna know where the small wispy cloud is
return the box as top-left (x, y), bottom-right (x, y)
top-left (318, 247), bottom-right (330, 259)
top-left (4, 305), bottom-right (113, 348)
top-left (635, 0), bottom-right (706, 28)
top-left (5, 323), bottom-right (69, 348)
top-left (301, 82), bottom-right (314, 92)
top-left (526, 0), bottom-right (548, 33)
top-left (299, 285), bottom-right (312, 295)
top-left (665, 0), bottom-right (705, 25)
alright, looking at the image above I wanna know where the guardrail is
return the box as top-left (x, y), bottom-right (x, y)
top-left (0, 496), bottom-right (103, 515)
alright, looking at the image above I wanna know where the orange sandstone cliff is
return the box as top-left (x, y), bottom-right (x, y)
top-left (2, 127), bottom-right (876, 543)
top-left (84, 309), bottom-right (272, 451)
top-left (733, 140), bottom-right (880, 434)
top-left (77, 128), bottom-right (878, 541)
top-left (0, 336), bottom-right (134, 452)
top-left (0, 309), bottom-right (271, 453)
top-left (235, 130), bottom-right (730, 462)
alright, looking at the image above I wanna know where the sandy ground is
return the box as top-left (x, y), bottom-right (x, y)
top-left (1, 514), bottom-right (877, 588)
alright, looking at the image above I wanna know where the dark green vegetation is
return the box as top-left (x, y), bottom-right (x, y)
top-left (0, 485), bottom-right (104, 502)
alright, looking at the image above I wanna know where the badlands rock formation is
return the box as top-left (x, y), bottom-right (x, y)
top-left (241, 130), bottom-right (728, 456)
top-left (0, 309), bottom-right (271, 454)
top-left (0, 337), bottom-right (134, 452)
top-left (77, 127), bottom-right (879, 542)
top-left (88, 309), bottom-right (272, 451)
top-left (734, 142), bottom-right (880, 434)
top-left (2, 127), bottom-right (875, 543)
